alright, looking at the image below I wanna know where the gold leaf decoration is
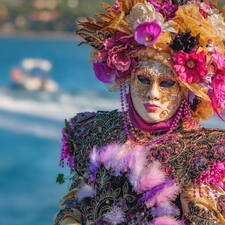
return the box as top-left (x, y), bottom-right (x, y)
top-left (95, 13), bottom-right (113, 23)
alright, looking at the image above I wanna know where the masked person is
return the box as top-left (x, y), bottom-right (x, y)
top-left (54, 0), bottom-right (225, 224)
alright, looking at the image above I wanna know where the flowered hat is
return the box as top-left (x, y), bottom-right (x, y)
top-left (76, 0), bottom-right (225, 121)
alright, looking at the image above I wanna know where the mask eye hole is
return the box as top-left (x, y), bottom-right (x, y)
top-left (160, 80), bottom-right (176, 88)
top-left (137, 75), bottom-right (151, 85)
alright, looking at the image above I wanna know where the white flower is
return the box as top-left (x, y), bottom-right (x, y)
top-left (209, 13), bottom-right (225, 40)
top-left (125, 2), bottom-right (175, 32)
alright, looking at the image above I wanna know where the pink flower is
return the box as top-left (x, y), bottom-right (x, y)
top-left (172, 49), bottom-right (208, 83)
top-left (211, 51), bottom-right (225, 70)
top-left (198, 161), bottom-right (225, 190)
top-left (98, 32), bottom-right (141, 82)
top-left (134, 20), bottom-right (162, 46)
top-left (60, 128), bottom-right (75, 172)
top-left (210, 70), bottom-right (225, 114)
top-left (199, 2), bottom-right (212, 18)
top-left (148, 0), bottom-right (178, 21)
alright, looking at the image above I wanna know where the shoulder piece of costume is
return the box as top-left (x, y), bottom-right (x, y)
top-left (61, 109), bottom-right (225, 189)
top-left (61, 110), bottom-right (127, 177)
top-left (59, 111), bottom-right (225, 225)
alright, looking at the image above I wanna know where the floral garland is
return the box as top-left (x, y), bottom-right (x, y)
top-left (77, 0), bottom-right (225, 121)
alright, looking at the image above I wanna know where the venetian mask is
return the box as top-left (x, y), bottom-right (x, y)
top-left (130, 60), bottom-right (182, 123)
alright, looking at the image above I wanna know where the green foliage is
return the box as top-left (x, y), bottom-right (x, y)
top-left (56, 173), bottom-right (65, 184)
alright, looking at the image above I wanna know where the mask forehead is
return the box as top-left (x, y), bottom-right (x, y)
top-left (131, 60), bottom-right (180, 101)
top-left (134, 60), bottom-right (174, 78)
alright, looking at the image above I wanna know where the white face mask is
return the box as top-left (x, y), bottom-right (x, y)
top-left (130, 60), bottom-right (182, 123)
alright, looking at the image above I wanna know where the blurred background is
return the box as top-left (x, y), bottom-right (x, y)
top-left (0, 1), bottom-right (224, 225)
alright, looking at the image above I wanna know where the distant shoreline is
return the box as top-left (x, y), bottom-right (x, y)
top-left (0, 30), bottom-right (81, 41)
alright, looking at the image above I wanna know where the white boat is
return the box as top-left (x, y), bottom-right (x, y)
top-left (10, 58), bottom-right (58, 92)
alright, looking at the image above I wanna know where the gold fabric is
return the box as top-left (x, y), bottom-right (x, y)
top-left (55, 189), bottom-right (82, 225)
top-left (60, 217), bottom-right (81, 225)
top-left (181, 184), bottom-right (225, 224)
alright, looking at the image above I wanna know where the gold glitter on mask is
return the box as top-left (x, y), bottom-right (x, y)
top-left (130, 59), bottom-right (182, 123)
top-left (136, 60), bottom-right (173, 77)
top-left (160, 110), bottom-right (169, 119)
top-left (131, 61), bottom-right (181, 105)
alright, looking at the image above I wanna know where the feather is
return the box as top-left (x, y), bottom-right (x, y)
top-left (146, 183), bottom-right (180, 208)
top-left (155, 183), bottom-right (180, 205)
top-left (77, 184), bottom-right (96, 201)
top-left (100, 144), bottom-right (123, 170)
top-left (101, 2), bottom-right (114, 12)
top-left (95, 13), bottom-right (113, 23)
top-left (112, 144), bottom-right (132, 175)
top-left (148, 216), bottom-right (185, 225)
top-left (89, 147), bottom-right (101, 182)
top-left (77, 22), bottom-right (103, 31)
top-left (90, 147), bottom-right (100, 167)
top-left (133, 0), bottom-right (146, 4)
top-left (141, 180), bottom-right (174, 203)
top-left (128, 146), bottom-right (147, 191)
top-left (103, 206), bottom-right (126, 225)
top-left (120, 0), bottom-right (132, 14)
top-left (139, 161), bottom-right (166, 192)
top-left (178, 79), bottom-right (211, 102)
top-left (108, 11), bottom-right (126, 31)
top-left (151, 203), bottom-right (180, 217)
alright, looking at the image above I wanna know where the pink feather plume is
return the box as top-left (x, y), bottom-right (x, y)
top-left (146, 183), bottom-right (180, 208)
top-left (139, 161), bottom-right (166, 192)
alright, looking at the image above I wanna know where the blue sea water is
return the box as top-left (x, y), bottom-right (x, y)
top-left (0, 36), bottom-right (224, 225)
top-left (0, 36), bottom-right (119, 225)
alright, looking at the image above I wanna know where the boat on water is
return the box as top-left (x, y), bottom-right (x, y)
top-left (10, 58), bottom-right (59, 92)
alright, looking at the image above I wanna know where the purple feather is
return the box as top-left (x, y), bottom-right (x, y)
top-left (188, 91), bottom-right (195, 104)
top-left (140, 180), bottom-right (175, 202)
top-left (151, 203), bottom-right (180, 217)
top-left (147, 216), bottom-right (185, 225)
top-left (89, 147), bottom-right (100, 182)
top-left (77, 184), bottom-right (96, 201)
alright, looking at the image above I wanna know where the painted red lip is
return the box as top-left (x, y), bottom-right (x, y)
top-left (144, 104), bottom-right (159, 112)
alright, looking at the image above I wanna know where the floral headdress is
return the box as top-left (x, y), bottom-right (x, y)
top-left (76, 0), bottom-right (225, 121)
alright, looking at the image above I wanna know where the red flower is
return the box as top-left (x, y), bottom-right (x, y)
top-left (172, 49), bottom-right (208, 83)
